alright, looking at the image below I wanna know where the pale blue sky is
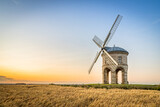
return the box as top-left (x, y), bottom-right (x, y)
top-left (0, 0), bottom-right (160, 84)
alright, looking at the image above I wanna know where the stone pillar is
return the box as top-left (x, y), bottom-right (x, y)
top-left (122, 68), bottom-right (128, 84)
top-left (103, 69), bottom-right (109, 84)
top-left (103, 70), bottom-right (107, 84)
top-left (116, 71), bottom-right (118, 84)
top-left (123, 71), bottom-right (128, 84)
top-left (111, 71), bottom-right (116, 84)
top-left (122, 71), bottom-right (125, 84)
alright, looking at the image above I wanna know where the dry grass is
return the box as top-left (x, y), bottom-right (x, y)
top-left (0, 85), bottom-right (160, 107)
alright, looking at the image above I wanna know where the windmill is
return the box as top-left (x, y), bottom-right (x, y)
top-left (88, 14), bottom-right (123, 74)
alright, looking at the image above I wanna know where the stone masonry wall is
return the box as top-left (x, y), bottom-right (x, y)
top-left (102, 51), bottom-right (128, 84)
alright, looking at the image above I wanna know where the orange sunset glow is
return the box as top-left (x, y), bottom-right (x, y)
top-left (0, 0), bottom-right (160, 84)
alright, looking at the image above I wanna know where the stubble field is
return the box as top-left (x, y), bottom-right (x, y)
top-left (0, 85), bottom-right (160, 107)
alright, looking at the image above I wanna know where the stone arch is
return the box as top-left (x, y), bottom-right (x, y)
top-left (103, 68), bottom-right (111, 84)
top-left (116, 67), bottom-right (125, 84)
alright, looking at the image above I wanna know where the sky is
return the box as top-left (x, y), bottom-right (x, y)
top-left (0, 0), bottom-right (160, 84)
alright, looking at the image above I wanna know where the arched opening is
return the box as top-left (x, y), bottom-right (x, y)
top-left (108, 71), bottom-right (111, 84)
top-left (116, 68), bottom-right (124, 84)
top-left (116, 70), bottom-right (122, 84)
top-left (103, 68), bottom-right (111, 84)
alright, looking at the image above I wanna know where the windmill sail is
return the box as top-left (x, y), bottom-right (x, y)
top-left (103, 49), bottom-right (118, 71)
top-left (88, 50), bottom-right (102, 74)
top-left (88, 14), bottom-right (122, 74)
top-left (92, 36), bottom-right (103, 48)
top-left (103, 15), bottom-right (123, 47)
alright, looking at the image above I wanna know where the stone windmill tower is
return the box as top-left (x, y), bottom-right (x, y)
top-left (102, 46), bottom-right (129, 84)
top-left (88, 15), bottom-right (129, 84)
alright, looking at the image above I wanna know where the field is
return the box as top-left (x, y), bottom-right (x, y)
top-left (0, 85), bottom-right (160, 107)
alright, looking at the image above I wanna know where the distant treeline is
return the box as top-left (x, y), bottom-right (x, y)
top-left (52, 84), bottom-right (160, 91)
top-left (0, 83), bottom-right (26, 85)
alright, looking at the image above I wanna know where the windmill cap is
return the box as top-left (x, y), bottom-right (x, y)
top-left (104, 46), bottom-right (129, 54)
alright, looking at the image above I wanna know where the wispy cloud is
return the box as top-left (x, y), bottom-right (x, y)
top-left (0, 76), bottom-right (14, 82)
top-left (0, 75), bottom-right (49, 84)
top-left (152, 18), bottom-right (160, 24)
top-left (11, 0), bottom-right (19, 5)
top-left (0, 75), bottom-right (30, 83)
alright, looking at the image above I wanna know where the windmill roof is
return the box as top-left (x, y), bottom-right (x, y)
top-left (104, 46), bottom-right (128, 53)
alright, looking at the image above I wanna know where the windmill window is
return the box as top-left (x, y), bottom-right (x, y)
top-left (118, 56), bottom-right (122, 64)
top-left (105, 58), bottom-right (108, 64)
top-left (105, 58), bottom-right (107, 64)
